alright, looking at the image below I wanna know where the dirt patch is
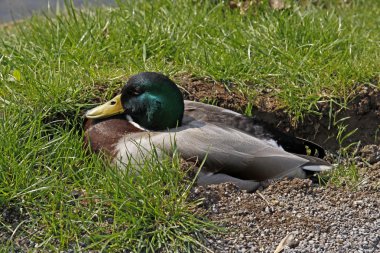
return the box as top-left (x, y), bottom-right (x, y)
top-left (0, 203), bottom-right (29, 248)
top-left (0, 204), bottom-right (23, 225)
top-left (191, 171), bottom-right (380, 252)
top-left (276, 84), bottom-right (380, 151)
top-left (176, 74), bottom-right (380, 151)
top-left (175, 74), bottom-right (248, 112)
top-left (360, 144), bottom-right (380, 164)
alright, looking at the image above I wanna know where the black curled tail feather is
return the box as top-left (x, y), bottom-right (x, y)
top-left (295, 137), bottom-right (326, 158)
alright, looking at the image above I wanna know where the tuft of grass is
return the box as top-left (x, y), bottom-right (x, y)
top-left (318, 116), bottom-right (361, 188)
top-left (0, 104), bottom-right (214, 251)
top-left (1, 0), bottom-right (379, 250)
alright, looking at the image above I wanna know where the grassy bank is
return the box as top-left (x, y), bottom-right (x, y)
top-left (1, 0), bottom-right (379, 251)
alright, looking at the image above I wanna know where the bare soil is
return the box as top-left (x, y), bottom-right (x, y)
top-left (191, 172), bottom-right (379, 252)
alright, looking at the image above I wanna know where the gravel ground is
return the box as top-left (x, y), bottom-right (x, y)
top-left (191, 148), bottom-right (380, 253)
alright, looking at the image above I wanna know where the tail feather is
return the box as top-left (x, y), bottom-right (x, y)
top-left (295, 137), bottom-right (326, 158)
top-left (296, 154), bottom-right (333, 172)
top-left (302, 164), bottom-right (332, 172)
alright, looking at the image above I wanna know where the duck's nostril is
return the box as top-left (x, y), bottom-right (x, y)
top-left (110, 101), bottom-right (116, 105)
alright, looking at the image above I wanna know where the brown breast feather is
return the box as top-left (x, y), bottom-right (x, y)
top-left (84, 115), bottom-right (143, 157)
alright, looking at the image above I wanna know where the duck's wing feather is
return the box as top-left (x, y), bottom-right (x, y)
top-left (184, 100), bottom-right (326, 158)
top-left (114, 119), bottom-right (330, 188)
top-left (172, 121), bottom-right (312, 181)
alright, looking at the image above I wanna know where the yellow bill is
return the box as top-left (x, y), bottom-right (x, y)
top-left (85, 94), bottom-right (125, 119)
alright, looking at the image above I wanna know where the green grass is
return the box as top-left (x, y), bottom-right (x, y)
top-left (1, 0), bottom-right (379, 251)
top-left (319, 117), bottom-right (361, 188)
top-left (0, 104), bottom-right (213, 251)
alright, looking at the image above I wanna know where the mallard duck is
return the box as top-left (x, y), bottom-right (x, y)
top-left (84, 72), bottom-right (332, 192)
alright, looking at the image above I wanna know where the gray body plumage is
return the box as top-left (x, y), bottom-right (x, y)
top-left (113, 101), bottom-right (331, 192)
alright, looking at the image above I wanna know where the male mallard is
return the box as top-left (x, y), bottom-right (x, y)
top-left (84, 72), bottom-right (332, 192)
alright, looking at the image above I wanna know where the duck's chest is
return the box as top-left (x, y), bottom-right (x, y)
top-left (84, 117), bottom-right (143, 156)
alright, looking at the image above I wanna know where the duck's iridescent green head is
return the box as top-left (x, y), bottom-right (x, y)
top-left (85, 72), bottom-right (184, 130)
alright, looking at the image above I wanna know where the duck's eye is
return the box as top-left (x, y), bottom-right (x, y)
top-left (124, 86), bottom-right (143, 97)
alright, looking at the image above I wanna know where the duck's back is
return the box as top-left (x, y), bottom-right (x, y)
top-left (184, 100), bottom-right (325, 158)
